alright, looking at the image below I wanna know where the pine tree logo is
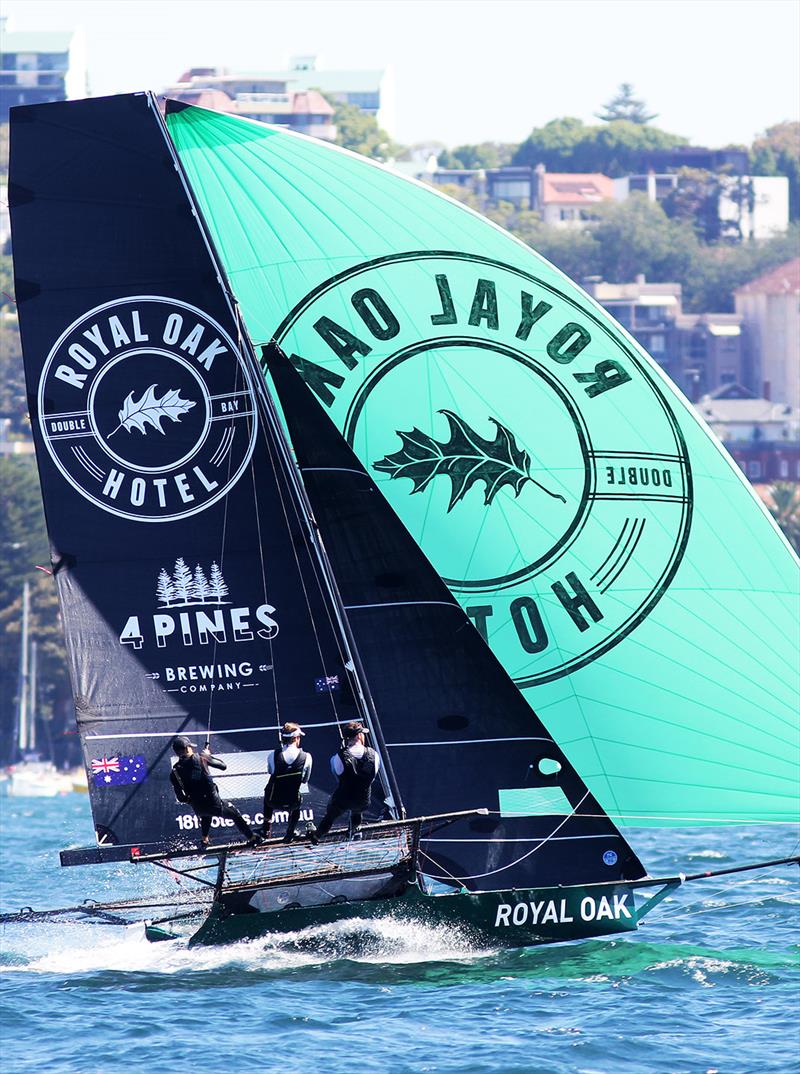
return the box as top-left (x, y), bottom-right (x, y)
top-left (156, 558), bottom-right (230, 607)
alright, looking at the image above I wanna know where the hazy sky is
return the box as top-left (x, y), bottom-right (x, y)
top-left (4, 0), bottom-right (799, 147)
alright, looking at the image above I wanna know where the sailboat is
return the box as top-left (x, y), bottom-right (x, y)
top-left (4, 93), bottom-right (797, 949)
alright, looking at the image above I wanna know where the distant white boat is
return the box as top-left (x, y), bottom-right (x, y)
top-left (6, 761), bottom-right (72, 798)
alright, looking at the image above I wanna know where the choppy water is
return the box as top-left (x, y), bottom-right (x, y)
top-left (0, 796), bottom-right (797, 1074)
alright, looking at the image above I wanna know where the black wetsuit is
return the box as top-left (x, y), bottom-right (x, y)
top-left (315, 746), bottom-right (378, 838)
top-left (170, 752), bottom-right (253, 842)
top-left (263, 747), bottom-right (309, 839)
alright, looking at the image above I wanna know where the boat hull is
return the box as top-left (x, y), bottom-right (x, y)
top-left (173, 880), bottom-right (640, 948)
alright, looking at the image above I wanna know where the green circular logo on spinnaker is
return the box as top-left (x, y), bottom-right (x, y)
top-left (275, 252), bottom-right (692, 685)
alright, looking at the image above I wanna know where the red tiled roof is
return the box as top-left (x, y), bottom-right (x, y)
top-left (735, 258), bottom-right (800, 296)
top-left (167, 88), bottom-right (234, 111)
top-left (292, 90), bottom-right (334, 116)
top-left (541, 173), bottom-right (614, 204)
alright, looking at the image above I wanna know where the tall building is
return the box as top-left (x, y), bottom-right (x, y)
top-left (735, 258), bottom-right (800, 410)
top-left (0, 24), bottom-right (87, 119)
top-left (583, 276), bottom-right (744, 399)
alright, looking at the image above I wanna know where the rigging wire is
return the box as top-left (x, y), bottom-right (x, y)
top-left (655, 866), bottom-right (798, 924)
top-left (255, 359), bottom-right (348, 739)
top-left (417, 791), bottom-right (592, 884)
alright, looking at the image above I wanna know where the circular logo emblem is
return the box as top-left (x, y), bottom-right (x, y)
top-left (602, 850), bottom-right (619, 866)
top-left (275, 252), bottom-right (692, 685)
top-left (39, 296), bottom-right (258, 522)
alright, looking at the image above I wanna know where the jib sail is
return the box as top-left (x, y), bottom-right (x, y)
top-left (268, 345), bottom-right (646, 889)
top-left (168, 103), bottom-right (800, 827)
top-left (9, 93), bottom-right (382, 850)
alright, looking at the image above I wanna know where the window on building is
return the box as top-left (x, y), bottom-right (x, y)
top-left (690, 335), bottom-right (706, 360)
top-left (610, 304), bottom-right (633, 328)
top-left (779, 459), bottom-right (789, 478)
top-left (559, 208), bottom-right (574, 221)
top-left (747, 460), bottom-right (762, 479)
top-left (720, 372), bottom-right (736, 384)
top-left (649, 334), bottom-right (666, 353)
top-left (346, 92), bottom-right (379, 110)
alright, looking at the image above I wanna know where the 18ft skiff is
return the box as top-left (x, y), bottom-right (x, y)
top-left (4, 93), bottom-right (797, 947)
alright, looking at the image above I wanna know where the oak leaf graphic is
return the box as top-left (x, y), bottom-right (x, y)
top-left (109, 385), bottom-right (196, 437)
top-left (373, 410), bottom-right (566, 512)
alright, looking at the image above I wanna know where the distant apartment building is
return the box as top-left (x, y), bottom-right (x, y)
top-left (0, 24), bottom-right (87, 119)
top-left (282, 55), bottom-right (394, 135)
top-left (428, 165), bottom-right (614, 220)
top-left (583, 275), bottom-right (744, 399)
top-left (164, 76), bottom-right (336, 140)
top-left (694, 384), bottom-right (800, 482)
top-left (735, 258), bottom-right (800, 410)
top-left (613, 172), bottom-right (789, 240)
top-left (163, 56), bottom-right (393, 141)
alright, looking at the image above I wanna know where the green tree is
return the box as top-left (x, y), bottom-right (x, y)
top-left (596, 83), bottom-right (658, 125)
top-left (437, 142), bottom-right (515, 170)
top-left (662, 168), bottom-right (724, 242)
top-left (0, 456), bottom-right (73, 764)
top-left (588, 195), bottom-right (699, 283)
top-left (765, 483), bottom-right (800, 553)
top-left (0, 285), bottom-right (27, 439)
top-left (325, 98), bottom-right (399, 161)
top-left (682, 222), bottom-right (800, 311)
top-left (512, 117), bottom-right (685, 176)
top-left (751, 121), bottom-right (800, 221)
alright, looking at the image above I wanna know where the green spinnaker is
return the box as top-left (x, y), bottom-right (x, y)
top-left (168, 104), bottom-right (800, 827)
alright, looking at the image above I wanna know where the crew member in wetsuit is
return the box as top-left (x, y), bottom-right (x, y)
top-left (262, 722), bottom-right (313, 843)
top-left (310, 721), bottom-right (380, 843)
top-left (169, 735), bottom-right (257, 848)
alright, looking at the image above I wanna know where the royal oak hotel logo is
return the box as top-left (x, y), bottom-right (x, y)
top-left (275, 252), bottom-right (693, 684)
top-left (38, 297), bottom-right (258, 522)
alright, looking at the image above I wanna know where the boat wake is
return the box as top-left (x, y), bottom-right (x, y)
top-left (4, 910), bottom-right (796, 993)
top-left (1, 912), bottom-right (494, 979)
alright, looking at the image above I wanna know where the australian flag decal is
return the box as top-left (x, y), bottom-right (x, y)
top-left (315, 674), bottom-right (340, 694)
top-left (91, 755), bottom-right (148, 788)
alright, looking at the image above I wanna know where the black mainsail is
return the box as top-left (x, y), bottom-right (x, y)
top-left (9, 93), bottom-right (381, 851)
top-left (267, 345), bottom-right (646, 889)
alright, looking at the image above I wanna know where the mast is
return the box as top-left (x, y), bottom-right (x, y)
top-left (153, 95), bottom-right (406, 819)
top-left (28, 640), bottom-right (38, 753)
top-left (17, 580), bottom-right (29, 758)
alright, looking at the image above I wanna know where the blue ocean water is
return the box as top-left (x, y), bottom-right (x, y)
top-left (0, 796), bottom-right (797, 1074)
